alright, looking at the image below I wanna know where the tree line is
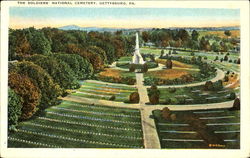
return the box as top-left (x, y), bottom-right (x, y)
top-left (142, 29), bottom-right (238, 52)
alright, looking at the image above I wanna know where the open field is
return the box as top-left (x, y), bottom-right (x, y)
top-left (153, 108), bottom-right (240, 149)
top-left (72, 81), bottom-right (137, 102)
top-left (198, 30), bottom-right (240, 39)
top-left (8, 100), bottom-right (143, 148)
top-left (150, 86), bottom-right (237, 105)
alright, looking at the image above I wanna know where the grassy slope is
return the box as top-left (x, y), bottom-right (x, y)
top-left (8, 101), bottom-right (143, 148)
top-left (153, 109), bottom-right (240, 149)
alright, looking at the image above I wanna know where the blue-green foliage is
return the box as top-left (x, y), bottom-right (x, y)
top-left (26, 54), bottom-right (79, 90)
top-left (8, 88), bottom-right (22, 131)
top-left (52, 53), bottom-right (94, 80)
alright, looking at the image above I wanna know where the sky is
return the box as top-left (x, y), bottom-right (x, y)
top-left (9, 7), bottom-right (240, 29)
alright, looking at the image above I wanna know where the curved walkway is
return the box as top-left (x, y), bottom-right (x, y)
top-left (146, 68), bottom-right (225, 88)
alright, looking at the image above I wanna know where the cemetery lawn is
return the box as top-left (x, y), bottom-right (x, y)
top-left (150, 86), bottom-right (236, 105)
top-left (8, 101), bottom-right (144, 148)
top-left (72, 81), bottom-right (137, 102)
top-left (153, 108), bottom-right (240, 149)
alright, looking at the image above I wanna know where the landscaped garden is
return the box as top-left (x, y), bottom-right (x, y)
top-left (71, 81), bottom-right (137, 102)
top-left (153, 107), bottom-right (240, 149)
top-left (8, 100), bottom-right (143, 148)
top-left (97, 68), bottom-right (136, 85)
top-left (7, 25), bottom-right (240, 150)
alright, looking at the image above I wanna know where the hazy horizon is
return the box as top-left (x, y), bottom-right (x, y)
top-left (10, 7), bottom-right (240, 29)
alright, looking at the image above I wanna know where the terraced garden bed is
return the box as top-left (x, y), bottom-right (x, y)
top-left (153, 108), bottom-right (240, 149)
top-left (97, 68), bottom-right (136, 85)
top-left (8, 101), bottom-right (143, 148)
top-left (71, 81), bottom-right (137, 102)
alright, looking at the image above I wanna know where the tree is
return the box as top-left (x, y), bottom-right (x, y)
top-left (162, 107), bottom-right (171, 120)
top-left (237, 58), bottom-right (240, 64)
top-left (129, 64), bottom-right (136, 72)
top-left (9, 29), bottom-right (31, 60)
top-left (211, 42), bottom-right (220, 52)
top-left (8, 88), bottom-right (22, 131)
top-left (8, 72), bottom-right (41, 120)
top-left (29, 30), bottom-right (51, 55)
top-left (224, 55), bottom-right (229, 61)
top-left (166, 59), bottom-right (173, 69)
top-left (224, 30), bottom-right (231, 37)
top-left (191, 30), bottom-right (199, 41)
top-left (129, 92), bottom-right (140, 103)
top-left (53, 53), bottom-right (93, 79)
top-left (213, 80), bottom-right (223, 90)
top-left (148, 85), bottom-right (160, 104)
top-left (27, 55), bottom-right (79, 90)
top-left (204, 81), bottom-right (214, 91)
top-left (142, 31), bottom-right (149, 43)
top-left (9, 61), bottom-right (62, 110)
top-left (160, 50), bottom-right (164, 58)
top-left (232, 98), bottom-right (240, 110)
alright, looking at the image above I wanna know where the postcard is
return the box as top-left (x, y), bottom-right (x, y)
top-left (1, 1), bottom-right (249, 158)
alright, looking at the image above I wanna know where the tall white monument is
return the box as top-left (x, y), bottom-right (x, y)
top-left (132, 33), bottom-right (145, 64)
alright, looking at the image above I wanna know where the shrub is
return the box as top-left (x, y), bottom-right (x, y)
top-left (224, 75), bottom-right (229, 82)
top-left (237, 58), bottom-right (240, 64)
top-left (229, 92), bottom-right (236, 100)
top-left (166, 59), bottom-right (172, 69)
top-left (224, 55), bottom-right (228, 61)
top-left (129, 92), bottom-right (140, 103)
top-left (214, 80), bottom-right (223, 91)
top-left (164, 98), bottom-right (171, 104)
top-left (168, 88), bottom-right (176, 93)
top-left (129, 64), bottom-right (136, 72)
top-left (8, 72), bottom-right (41, 120)
top-left (162, 107), bottom-right (171, 120)
top-left (8, 88), bottom-right (22, 131)
top-left (191, 52), bottom-right (195, 56)
top-left (204, 81), bottom-right (214, 91)
top-left (160, 50), bottom-right (164, 58)
top-left (109, 95), bottom-right (116, 101)
top-left (148, 85), bottom-right (160, 104)
top-left (142, 63), bottom-right (148, 73)
top-left (9, 61), bottom-right (62, 110)
top-left (232, 98), bottom-right (240, 110)
top-left (149, 94), bottom-right (160, 104)
top-left (170, 114), bottom-right (176, 121)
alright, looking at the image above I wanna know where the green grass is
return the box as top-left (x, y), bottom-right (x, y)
top-left (8, 101), bottom-right (143, 148)
top-left (140, 47), bottom-right (162, 55)
top-left (116, 61), bottom-right (158, 69)
top-left (149, 86), bottom-right (237, 105)
top-left (72, 81), bottom-right (137, 102)
top-left (153, 108), bottom-right (240, 149)
top-left (118, 56), bottom-right (132, 62)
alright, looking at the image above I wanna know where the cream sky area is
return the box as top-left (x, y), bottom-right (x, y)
top-left (9, 7), bottom-right (240, 29)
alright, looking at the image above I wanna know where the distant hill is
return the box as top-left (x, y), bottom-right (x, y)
top-left (168, 26), bottom-right (240, 31)
top-left (58, 25), bottom-right (240, 32)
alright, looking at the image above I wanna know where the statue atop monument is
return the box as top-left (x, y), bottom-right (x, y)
top-left (132, 32), bottom-right (145, 64)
